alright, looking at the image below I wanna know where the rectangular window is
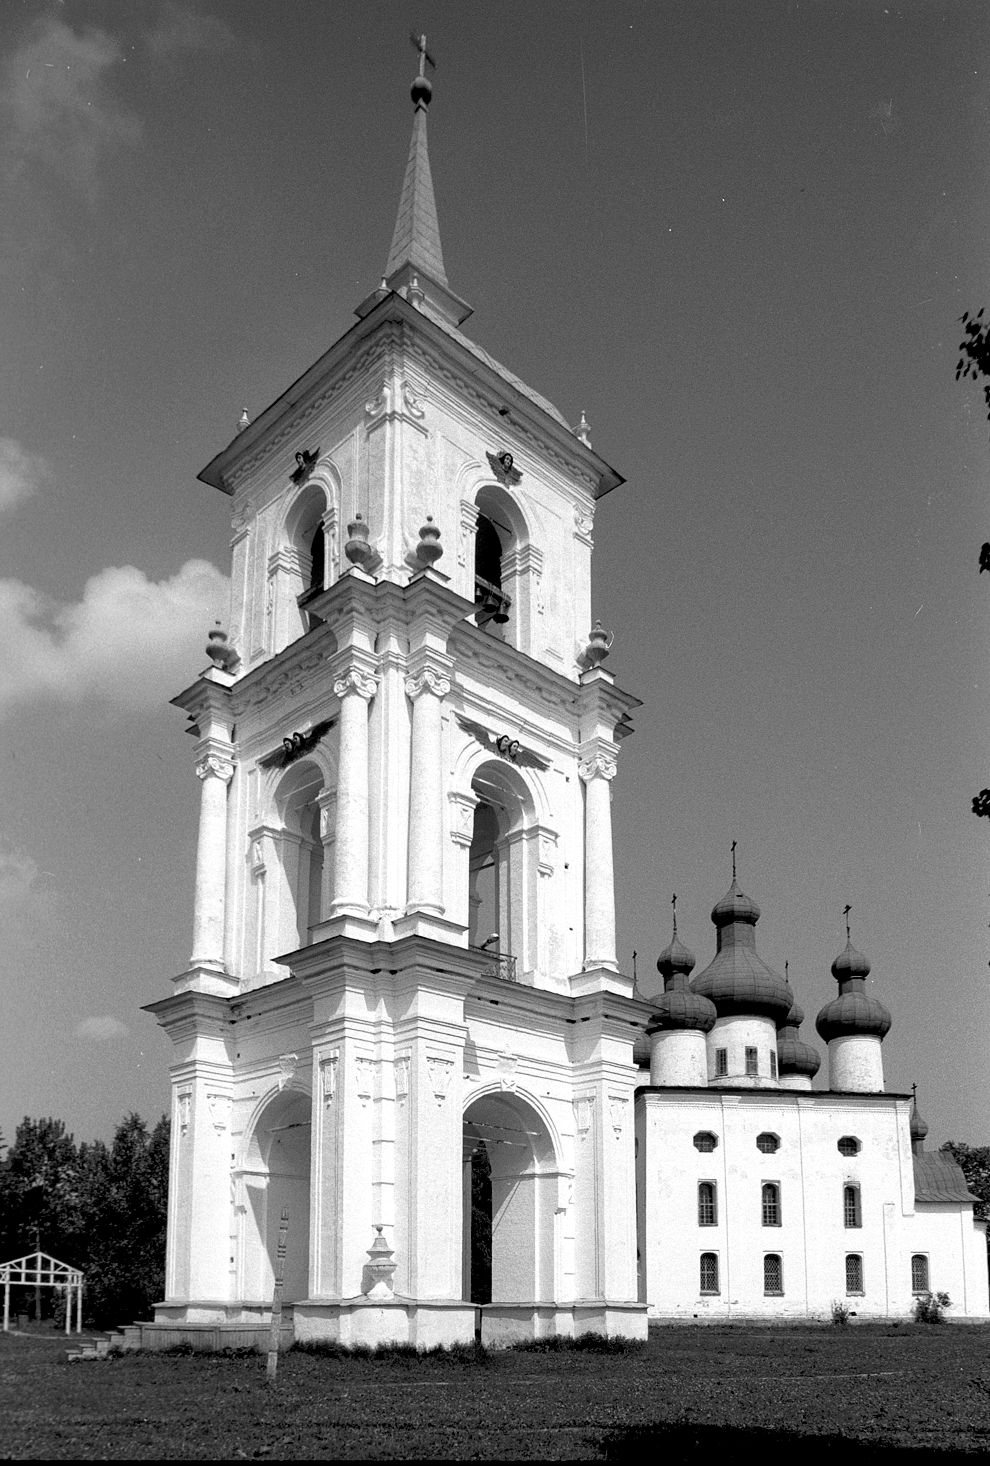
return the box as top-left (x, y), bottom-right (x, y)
top-left (845, 1253), bottom-right (864, 1294)
top-left (769, 1051), bottom-right (777, 1079)
top-left (745, 1046), bottom-right (758, 1076)
top-left (715, 1048), bottom-right (728, 1077)
top-left (843, 1184), bottom-right (862, 1228)
top-left (763, 1253), bottom-right (783, 1295)
top-left (698, 1182), bottom-right (717, 1226)
top-left (911, 1254), bottom-right (929, 1294)
top-left (700, 1252), bottom-right (719, 1294)
top-left (761, 1181), bottom-right (781, 1226)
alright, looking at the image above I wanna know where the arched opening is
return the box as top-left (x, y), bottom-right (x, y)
top-left (266, 759), bottom-right (331, 957)
top-left (241, 1088), bottom-right (311, 1304)
top-left (462, 1092), bottom-right (557, 1305)
top-left (473, 484), bottom-right (530, 641)
top-left (465, 760), bottom-right (538, 980)
top-left (269, 483), bottom-right (331, 651)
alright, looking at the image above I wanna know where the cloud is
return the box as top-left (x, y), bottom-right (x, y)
top-left (0, 843), bottom-right (40, 912)
top-left (76, 1016), bottom-right (129, 1042)
top-left (2, 17), bottom-right (141, 199)
top-left (0, 558), bottom-right (230, 719)
top-left (147, 3), bottom-right (235, 60)
top-left (0, 438), bottom-right (50, 513)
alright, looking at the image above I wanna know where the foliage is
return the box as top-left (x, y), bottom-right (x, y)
top-left (830, 1299), bottom-right (851, 1326)
top-left (940, 1141), bottom-right (990, 1221)
top-left (912, 1290), bottom-right (951, 1323)
top-left (956, 310), bottom-right (990, 427)
top-left (0, 1112), bottom-right (169, 1329)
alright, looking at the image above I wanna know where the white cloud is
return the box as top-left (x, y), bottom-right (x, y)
top-left (0, 558), bottom-right (230, 719)
top-left (2, 17), bottom-right (141, 199)
top-left (0, 843), bottom-right (40, 912)
top-left (0, 438), bottom-right (50, 512)
top-left (147, 3), bottom-right (235, 60)
top-left (76, 1016), bottom-right (129, 1042)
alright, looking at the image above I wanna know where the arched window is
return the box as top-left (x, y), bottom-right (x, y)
top-left (308, 521), bottom-right (325, 595)
top-left (471, 483), bottom-right (536, 652)
top-left (764, 1253), bottom-right (783, 1295)
top-left (699, 1252), bottom-right (719, 1294)
top-left (911, 1254), bottom-right (929, 1294)
top-left (843, 1184), bottom-right (862, 1229)
top-left (761, 1182), bottom-right (781, 1227)
top-left (846, 1253), bottom-right (864, 1295)
top-left (698, 1182), bottom-right (717, 1226)
top-left (269, 482), bottom-right (331, 652)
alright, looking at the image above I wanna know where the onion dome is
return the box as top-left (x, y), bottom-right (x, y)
top-left (691, 880), bottom-right (793, 1021)
top-left (815, 936), bottom-right (892, 1042)
top-left (910, 1090), bottom-right (929, 1152)
top-left (776, 967), bottom-right (821, 1078)
top-left (648, 908), bottom-right (716, 1035)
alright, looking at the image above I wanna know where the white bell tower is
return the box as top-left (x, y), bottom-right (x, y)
top-left (148, 45), bottom-right (648, 1350)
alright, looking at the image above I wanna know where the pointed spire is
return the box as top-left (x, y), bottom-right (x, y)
top-left (357, 36), bottom-right (472, 329)
top-left (385, 39), bottom-right (448, 291)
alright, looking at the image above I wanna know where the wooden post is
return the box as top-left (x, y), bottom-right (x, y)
top-left (76, 1281), bottom-right (82, 1334)
top-left (265, 1210), bottom-right (290, 1383)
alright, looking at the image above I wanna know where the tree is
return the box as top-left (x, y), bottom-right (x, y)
top-left (940, 1142), bottom-right (990, 1276)
top-left (956, 310), bottom-right (990, 427)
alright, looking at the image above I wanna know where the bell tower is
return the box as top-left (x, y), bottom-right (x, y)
top-left (148, 46), bottom-right (648, 1349)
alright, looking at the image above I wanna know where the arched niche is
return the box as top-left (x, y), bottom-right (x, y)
top-left (462, 1090), bottom-right (561, 1305)
top-left (268, 470), bottom-right (339, 653)
top-left (239, 1086), bottom-right (312, 1304)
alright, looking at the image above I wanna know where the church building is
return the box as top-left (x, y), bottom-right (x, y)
top-left (146, 54), bottom-right (987, 1347)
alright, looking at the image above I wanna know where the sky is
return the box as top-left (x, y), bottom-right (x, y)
top-left (0, 0), bottom-right (988, 1150)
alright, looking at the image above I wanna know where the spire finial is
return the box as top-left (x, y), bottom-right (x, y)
top-left (409, 31), bottom-right (436, 107)
top-left (843, 904), bottom-right (852, 942)
top-left (731, 839), bottom-right (737, 882)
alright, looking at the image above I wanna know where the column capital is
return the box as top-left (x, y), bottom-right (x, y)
top-left (333, 666), bottom-right (378, 702)
top-left (195, 754), bottom-right (234, 784)
top-left (405, 667), bottom-right (451, 700)
top-left (579, 753), bottom-right (616, 783)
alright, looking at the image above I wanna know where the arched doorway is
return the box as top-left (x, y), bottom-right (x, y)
top-left (241, 1088), bottom-right (312, 1304)
top-left (462, 1092), bottom-right (558, 1304)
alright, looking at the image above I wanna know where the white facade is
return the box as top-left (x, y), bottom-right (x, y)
top-left (147, 72), bottom-right (987, 1348)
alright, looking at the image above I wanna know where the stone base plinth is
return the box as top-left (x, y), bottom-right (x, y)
top-left (141, 1302), bottom-right (295, 1351)
top-left (294, 1298), bottom-right (478, 1349)
top-left (479, 1301), bottom-right (648, 1347)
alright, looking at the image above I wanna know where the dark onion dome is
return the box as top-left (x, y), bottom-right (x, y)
top-left (776, 970), bottom-right (821, 1078)
top-left (815, 937), bottom-right (892, 1042)
top-left (648, 922), bottom-right (716, 1034)
top-left (691, 880), bottom-right (793, 1021)
top-left (910, 1097), bottom-right (929, 1148)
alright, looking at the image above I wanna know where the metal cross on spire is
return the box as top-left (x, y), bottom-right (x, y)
top-left (843, 904), bottom-right (852, 941)
top-left (410, 31), bottom-right (437, 76)
top-left (731, 840), bottom-right (737, 882)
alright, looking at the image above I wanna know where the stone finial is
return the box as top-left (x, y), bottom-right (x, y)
top-left (344, 514), bottom-right (376, 571)
top-left (236, 408), bottom-right (250, 434)
top-left (584, 620), bottom-right (612, 668)
top-left (415, 515), bottom-right (443, 569)
top-left (576, 410), bottom-right (592, 447)
top-left (205, 622), bottom-right (239, 672)
top-left (407, 273), bottom-right (425, 308)
top-left (364, 1225), bottom-right (397, 1298)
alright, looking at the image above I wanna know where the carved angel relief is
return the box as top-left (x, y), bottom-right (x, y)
top-left (456, 716), bottom-right (550, 770)
top-left (486, 449), bottom-right (522, 487)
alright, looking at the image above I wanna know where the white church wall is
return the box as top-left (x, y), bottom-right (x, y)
top-left (636, 1088), bottom-right (985, 1320)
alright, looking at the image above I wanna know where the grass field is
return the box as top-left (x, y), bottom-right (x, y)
top-left (1, 1324), bottom-right (988, 1460)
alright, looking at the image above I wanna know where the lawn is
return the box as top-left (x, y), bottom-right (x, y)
top-left (1, 1324), bottom-right (988, 1460)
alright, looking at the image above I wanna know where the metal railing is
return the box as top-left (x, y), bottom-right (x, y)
top-left (468, 946), bottom-right (518, 983)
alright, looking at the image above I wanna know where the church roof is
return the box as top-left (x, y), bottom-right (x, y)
top-left (912, 1152), bottom-right (978, 1205)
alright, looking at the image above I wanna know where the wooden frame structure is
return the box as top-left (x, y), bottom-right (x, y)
top-left (0, 1251), bottom-right (83, 1334)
